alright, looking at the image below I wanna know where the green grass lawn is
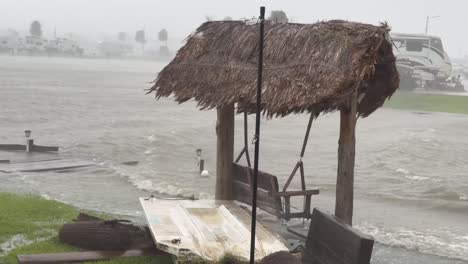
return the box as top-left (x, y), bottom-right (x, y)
top-left (384, 92), bottom-right (468, 114)
top-left (0, 193), bottom-right (173, 264)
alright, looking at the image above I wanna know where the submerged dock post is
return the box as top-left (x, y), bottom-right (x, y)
top-left (25, 130), bottom-right (33, 153)
top-left (335, 88), bottom-right (357, 225)
top-left (199, 159), bottom-right (205, 173)
top-left (215, 104), bottom-right (234, 200)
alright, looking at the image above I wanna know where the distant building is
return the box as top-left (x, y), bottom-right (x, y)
top-left (0, 34), bottom-right (18, 53)
top-left (46, 38), bottom-right (83, 56)
top-left (19, 36), bottom-right (48, 53)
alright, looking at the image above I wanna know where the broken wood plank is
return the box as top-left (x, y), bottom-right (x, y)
top-left (17, 249), bottom-right (166, 264)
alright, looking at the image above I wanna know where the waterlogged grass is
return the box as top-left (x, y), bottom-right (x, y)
top-left (0, 193), bottom-right (174, 264)
top-left (0, 192), bottom-right (77, 245)
top-left (384, 92), bottom-right (468, 114)
top-left (0, 193), bottom-right (248, 264)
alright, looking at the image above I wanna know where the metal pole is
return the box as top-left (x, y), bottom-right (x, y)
top-left (300, 114), bottom-right (314, 158)
top-left (425, 16), bottom-right (429, 35)
top-left (425, 16), bottom-right (440, 35)
top-left (243, 111), bottom-right (252, 167)
top-left (249, 6), bottom-right (265, 264)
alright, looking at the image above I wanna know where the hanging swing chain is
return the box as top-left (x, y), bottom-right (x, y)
top-left (235, 111), bottom-right (252, 167)
top-left (282, 113), bottom-right (314, 192)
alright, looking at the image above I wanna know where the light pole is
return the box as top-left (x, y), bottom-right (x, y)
top-left (425, 16), bottom-right (440, 35)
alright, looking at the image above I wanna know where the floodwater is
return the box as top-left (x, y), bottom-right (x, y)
top-left (0, 55), bottom-right (467, 263)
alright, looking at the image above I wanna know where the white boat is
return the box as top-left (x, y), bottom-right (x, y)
top-left (139, 198), bottom-right (287, 261)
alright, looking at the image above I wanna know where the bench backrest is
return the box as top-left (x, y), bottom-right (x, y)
top-left (303, 208), bottom-right (374, 264)
top-left (232, 163), bottom-right (283, 217)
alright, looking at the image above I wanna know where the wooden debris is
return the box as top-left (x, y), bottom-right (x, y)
top-left (59, 214), bottom-right (154, 251)
top-left (259, 251), bottom-right (301, 264)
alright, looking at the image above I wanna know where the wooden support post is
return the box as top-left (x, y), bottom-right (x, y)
top-left (215, 104), bottom-right (235, 200)
top-left (335, 89), bottom-right (357, 225)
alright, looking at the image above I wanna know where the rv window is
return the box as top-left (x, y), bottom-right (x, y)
top-left (430, 38), bottom-right (444, 52)
top-left (392, 39), bottom-right (405, 48)
top-left (406, 40), bottom-right (423, 52)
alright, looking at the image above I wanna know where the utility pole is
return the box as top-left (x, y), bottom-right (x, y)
top-left (425, 16), bottom-right (440, 35)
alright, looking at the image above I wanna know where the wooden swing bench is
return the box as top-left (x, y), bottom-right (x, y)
top-left (232, 163), bottom-right (319, 220)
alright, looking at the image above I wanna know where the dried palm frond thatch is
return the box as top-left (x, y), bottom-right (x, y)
top-left (149, 20), bottom-right (399, 117)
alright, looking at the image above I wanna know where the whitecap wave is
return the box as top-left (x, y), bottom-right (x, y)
top-left (405, 175), bottom-right (429, 181)
top-left (355, 222), bottom-right (468, 261)
top-left (396, 168), bottom-right (410, 174)
top-left (147, 135), bottom-right (157, 142)
top-left (108, 163), bottom-right (213, 199)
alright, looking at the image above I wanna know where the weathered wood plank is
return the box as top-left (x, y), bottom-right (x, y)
top-left (216, 104), bottom-right (235, 200)
top-left (0, 144), bottom-right (26, 151)
top-left (271, 190), bottom-right (319, 197)
top-left (232, 163), bottom-right (283, 215)
top-left (17, 249), bottom-right (165, 264)
top-left (303, 208), bottom-right (374, 264)
top-left (31, 145), bottom-right (59, 152)
top-left (232, 163), bottom-right (281, 195)
top-left (335, 88), bottom-right (357, 225)
top-left (0, 159), bottom-right (95, 173)
top-left (232, 180), bottom-right (281, 217)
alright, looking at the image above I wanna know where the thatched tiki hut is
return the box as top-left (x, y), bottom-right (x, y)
top-left (149, 20), bottom-right (399, 225)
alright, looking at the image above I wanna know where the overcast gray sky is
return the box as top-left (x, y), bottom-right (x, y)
top-left (1, 0), bottom-right (466, 57)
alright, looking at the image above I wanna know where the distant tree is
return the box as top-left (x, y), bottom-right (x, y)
top-left (205, 15), bottom-right (214, 21)
top-left (158, 29), bottom-right (168, 44)
top-left (118, 32), bottom-right (127, 41)
top-left (135, 30), bottom-right (146, 51)
top-left (30, 21), bottom-right (42, 37)
top-left (223, 16), bottom-right (233, 21)
top-left (268, 10), bottom-right (289, 23)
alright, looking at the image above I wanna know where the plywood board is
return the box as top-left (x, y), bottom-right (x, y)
top-left (139, 198), bottom-right (287, 261)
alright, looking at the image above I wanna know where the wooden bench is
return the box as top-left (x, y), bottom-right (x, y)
top-left (232, 163), bottom-right (319, 220)
top-left (302, 208), bottom-right (374, 264)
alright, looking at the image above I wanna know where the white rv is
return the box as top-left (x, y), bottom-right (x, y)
top-left (391, 33), bottom-right (462, 90)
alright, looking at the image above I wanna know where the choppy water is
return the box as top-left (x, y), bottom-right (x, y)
top-left (0, 55), bottom-right (467, 263)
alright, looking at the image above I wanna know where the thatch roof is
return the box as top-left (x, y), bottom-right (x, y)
top-left (149, 20), bottom-right (399, 117)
